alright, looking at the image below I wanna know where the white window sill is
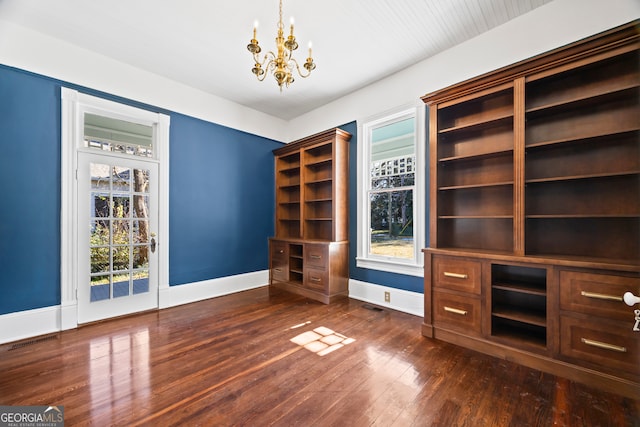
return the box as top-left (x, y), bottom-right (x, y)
top-left (356, 256), bottom-right (424, 277)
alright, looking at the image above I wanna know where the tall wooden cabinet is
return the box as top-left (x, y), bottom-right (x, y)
top-left (422, 22), bottom-right (640, 398)
top-left (269, 128), bottom-right (351, 304)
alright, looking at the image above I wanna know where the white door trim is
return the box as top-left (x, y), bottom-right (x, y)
top-left (60, 88), bottom-right (170, 329)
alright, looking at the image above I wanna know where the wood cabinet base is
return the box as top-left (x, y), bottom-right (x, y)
top-left (426, 326), bottom-right (640, 400)
top-left (270, 280), bottom-right (347, 304)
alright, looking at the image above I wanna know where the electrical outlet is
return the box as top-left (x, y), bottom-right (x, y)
top-left (384, 291), bottom-right (390, 303)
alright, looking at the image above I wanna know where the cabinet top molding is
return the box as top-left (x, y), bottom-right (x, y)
top-left (421, 20), bottom-right (639, 105)
top-left (274, 127), bottom-right (352, 155)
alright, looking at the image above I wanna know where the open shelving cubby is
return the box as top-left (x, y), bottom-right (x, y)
top-left (524, 48), bottom-right (640, 264)
top-left (435, 84), bottom-right (515, 254)
top-left (275, 151), bottom-right (301, 239)
top-left (491, 264), bottom-right (547, 350)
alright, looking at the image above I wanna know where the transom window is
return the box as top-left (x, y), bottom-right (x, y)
top-left (84, 113), bottom-right (154, 158)
top-left (357, 105), bottom-right (425, 276)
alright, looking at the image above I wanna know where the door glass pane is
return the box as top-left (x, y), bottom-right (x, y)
top-left (112, 167), bottom-right (131, 191)
top-left (133, 270), bottom-right (149, 295)
top-left (91, 192), bottom-right (110, 218)
top-left (91, 163), bottom-right (110, 189)
top-left (112, 195), bottom-right (130, 218)
top-left (133, 246), bottom-right (149, 269)
top-left (90, 274), bottom-right (111, 302)
top-left (90, 219), bottom-right (110, 245)
top-left (112, 245), bottom-right (130, 272)
top-left (90, 247), bottom-right (110, 273)
top-left (88, 160), bottom-right (151, 303)
top-left (113, 273), bottom-right (131, 298)
top-left (133, 220), bottom-right (149, 244)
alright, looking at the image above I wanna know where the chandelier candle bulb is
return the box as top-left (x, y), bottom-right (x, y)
top-left (290, 17), bottom-right (294, 36)
top-left (308, 41), bottom-right (312, 57)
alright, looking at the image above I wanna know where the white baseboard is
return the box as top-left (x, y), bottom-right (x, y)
top-left (348, 279), bottom-right (424, 317)
top-left (159, 270), bottom-right (269, 309)
top-left (0, 273), bottom-right (423, 345)
top-left (0, 270), bottom-right (269, 345)
top-left (0, 306), bottom-right (60, 345)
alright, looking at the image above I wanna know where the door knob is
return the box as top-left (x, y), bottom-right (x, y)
top-left (150, 232), bottom-right (157, 253)
top-left (623, 292), bottom-right (640, 307)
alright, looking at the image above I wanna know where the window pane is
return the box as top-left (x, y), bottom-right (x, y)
top-left (371, 117), bottom-right (415, 188)
top-left (370, 189), bottom-right (414, 259)
top-left (84, 113), bottom-right (153, 158)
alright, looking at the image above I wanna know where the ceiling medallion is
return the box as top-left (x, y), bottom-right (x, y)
top-left (247, 0), bottom-right (316, 91)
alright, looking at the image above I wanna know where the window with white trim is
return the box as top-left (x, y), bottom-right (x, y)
top-left (357, 105), bottom-right (425, 276)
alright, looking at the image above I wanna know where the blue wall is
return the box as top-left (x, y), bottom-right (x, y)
top-left (340, 117), bottom-right (427, 294)
top-left (0, 67), bottom-right (61, 315)
top-left (169, 114), bottom-right (281, 285)
top-left (0, 62), bottom-right (427, 317)
top-left (0, 65), bottom-right (281, 315)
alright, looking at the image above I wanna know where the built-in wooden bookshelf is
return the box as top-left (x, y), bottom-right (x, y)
top-left (422, 22), bottom-right (640, 398)
top-left (270, 128), bottom-right (351, 304)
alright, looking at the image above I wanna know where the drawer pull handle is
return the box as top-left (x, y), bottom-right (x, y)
top-left (444, 272), bottom-right (468, 280)
top-left (444, 306), bottom-right (467, 316)
top-left (581, 338), bottom-right (627, 353)
top-left (274, 268), bottom-right (282, 272)
top-left (580, 291), bottom-right (622, 302)
top-left (310, 255), bottom-right (322, 259)
top-left (310, 276), bottom-right (321, 282)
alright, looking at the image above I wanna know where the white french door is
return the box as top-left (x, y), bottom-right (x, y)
top-left (77, 152), bottom-right (159, 324)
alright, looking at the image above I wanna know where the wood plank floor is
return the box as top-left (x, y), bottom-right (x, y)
top-left (1, 287), bottom-right (638, 426)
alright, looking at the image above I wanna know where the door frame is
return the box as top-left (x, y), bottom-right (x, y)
top-left (60, 88), bottom-right (170, 329)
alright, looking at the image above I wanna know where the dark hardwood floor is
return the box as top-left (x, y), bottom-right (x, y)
top-left (1, 287), bottom-right (638, 426)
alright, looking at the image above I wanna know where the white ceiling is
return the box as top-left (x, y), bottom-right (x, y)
top-left (0, 0), bottom-right (552, 121)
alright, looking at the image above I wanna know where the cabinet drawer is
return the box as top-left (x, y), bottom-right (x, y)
top-left (270, 241), bottom-right (288, 259)
top-left (433, 256), bottom-right (481, 295)
top-left (560, 316), bottom-right (639, 379)
top-left (271, 263), bottom-right (288, 282)
top-left (433, 290), bottom-right (482, 335)
top-left (560, 271), bottom-right (640, 322)
top-left (304, 267), bottom-right (328, 292)
top-left (305, 244), bottom-right (328, 270)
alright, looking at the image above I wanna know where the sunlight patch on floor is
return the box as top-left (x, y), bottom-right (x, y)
top-left (290, 326), bottom-right (355, 356)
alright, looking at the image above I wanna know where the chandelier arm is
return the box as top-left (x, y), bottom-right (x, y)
top-left (289, 58), bottom-right (312, 79)
top-left (253, 50), bottom-right (277, 68)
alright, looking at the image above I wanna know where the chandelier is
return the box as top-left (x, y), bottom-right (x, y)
top-left (247, 0), bottom-right (316, 90)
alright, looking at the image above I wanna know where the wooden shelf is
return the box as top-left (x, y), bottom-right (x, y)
top-left (439, 215), bottom-right (513, 219)
top-left (526, 84), bottom-right (639, 115)
top-left (306, 158), bottom-right (332, 168)
top-left (527, 214), bottom-right (640, 219)
top-left (439, 181), bottom-right (513, 191)
top-left (493, 282), bottom-right (546, 296)
top-left (305, 178), bottom-right (332, 185)
top-left (438, 114), bottom-right (513, 134)
top-left (439, 149), bottom-right (513, 163)
top-left (492, 306), bottom-right (547, 328)
top-left (526, 170), bottom-right (639, 184)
